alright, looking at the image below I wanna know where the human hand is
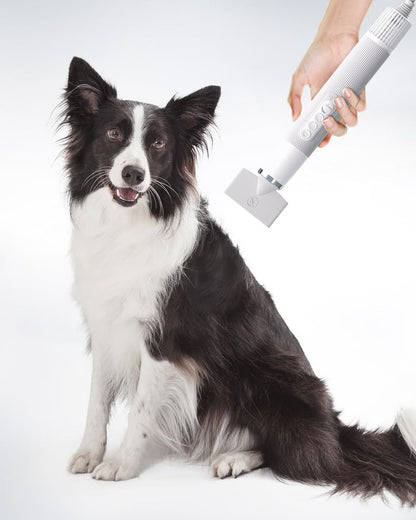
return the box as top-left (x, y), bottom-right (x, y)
top-left (323, 87), bottom-right (366, 146)
top-left (287, 34), bottom-right (366, 147)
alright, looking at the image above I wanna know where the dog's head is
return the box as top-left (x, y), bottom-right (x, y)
top-left (61, 57), bottom-right (220, 219)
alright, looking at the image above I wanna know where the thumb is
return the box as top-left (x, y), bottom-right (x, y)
top-left (288, 72), bottom-right (306, 121)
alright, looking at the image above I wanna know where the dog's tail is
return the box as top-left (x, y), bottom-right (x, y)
top-left (331, 408), bottom-right (416, 505)
top-left (249, 357), bottom-right (416, 504)
top-left (263, 390), bottom-right (416, 505)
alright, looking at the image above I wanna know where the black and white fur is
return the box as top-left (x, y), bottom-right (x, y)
top-left (62, 57), bottom-right (416, 504)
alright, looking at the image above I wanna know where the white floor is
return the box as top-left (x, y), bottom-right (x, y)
top-left (2, 337), bottom-right (416, 520)
top-left (1, 0), bottom-right (416, 518)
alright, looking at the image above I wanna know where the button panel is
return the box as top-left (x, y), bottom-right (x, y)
top-left (300, 96), bottom-right (337, 141)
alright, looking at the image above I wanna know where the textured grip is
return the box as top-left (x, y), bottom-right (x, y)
top-left (286, 34), bottom-right (390, 158)
top-left (370, 7), bottom-right (412, 48)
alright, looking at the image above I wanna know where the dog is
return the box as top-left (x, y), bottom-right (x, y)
top-left (62, 57), bottom-right (416, 504)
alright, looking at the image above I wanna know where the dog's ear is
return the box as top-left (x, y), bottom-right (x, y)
top-left (66, 57), bottom-right (117, 117)
top-left (165, 86), bottom-right (221, 144)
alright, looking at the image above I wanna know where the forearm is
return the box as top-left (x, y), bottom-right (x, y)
top-left (316, 0), bottom-right (373, 39)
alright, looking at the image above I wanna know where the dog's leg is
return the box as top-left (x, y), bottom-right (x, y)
top-left (212, 450), bottom-right (264, 478)
top-left (69, 350), bottom-right (111, 474)
top-left (92, 347), bottom-right (172, 481)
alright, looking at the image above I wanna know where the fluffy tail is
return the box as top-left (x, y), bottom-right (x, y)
top-left (333, 409), bottom-right (416, 505)
top-left (263, 395), bottom-right (416, 506)
top-left (243, 355), bottom-right (416, 505)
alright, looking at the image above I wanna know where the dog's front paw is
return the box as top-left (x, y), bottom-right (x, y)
top-left (69, 450), bottom-right (103, 474)
top-left (92, 458), bottom-right (139, 481)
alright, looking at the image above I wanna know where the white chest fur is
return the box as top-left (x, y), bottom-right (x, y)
top-left (70, 189), bottom-right (199, 395)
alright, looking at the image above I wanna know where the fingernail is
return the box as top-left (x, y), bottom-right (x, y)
top-left (344, 88), bottom-right (352, 98)
top-left (335, 97), bottom-right (344, 109)
top-left (324, 118), bottom-right (333, 128)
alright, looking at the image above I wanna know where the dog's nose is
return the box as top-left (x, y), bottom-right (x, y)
top-left (121, 166), bottom-right (145, 186)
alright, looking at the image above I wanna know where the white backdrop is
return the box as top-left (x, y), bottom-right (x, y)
top-left (1, 0), bottom-right (416, 518)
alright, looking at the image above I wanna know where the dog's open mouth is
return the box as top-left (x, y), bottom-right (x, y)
top-left (109, 183), bottom-right (144, 207)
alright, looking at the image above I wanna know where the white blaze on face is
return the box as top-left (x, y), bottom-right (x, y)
top-left (108, 104), bottom-right (150, 192)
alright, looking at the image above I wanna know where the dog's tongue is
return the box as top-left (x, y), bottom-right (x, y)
top-left (118, 188), bottom-right (138, 201)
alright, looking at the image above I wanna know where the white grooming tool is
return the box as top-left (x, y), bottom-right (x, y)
top-left (226, 0), bottom-right (415, 226)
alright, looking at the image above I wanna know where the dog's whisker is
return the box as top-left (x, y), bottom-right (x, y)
top-left (147, 187), bottom-right (156, 211)
top-left (149, 185), bottom-right (164, 219)
top-left (88, 172), bottom-right (108, 192)
top-left (148, 185), bottom-right (163, 218)
top-left (151, 179), bottom-right (173, 201)
top-left (90, 174), bottom-right (108, 193)
top-left (87, 171), bottom-right (106, 185)
top-left (152, 177), bottom-right (180, 199)
top-left (81, 168), bottom-right (107, 185)
top-left (81, 167), bottom-right (111, 190)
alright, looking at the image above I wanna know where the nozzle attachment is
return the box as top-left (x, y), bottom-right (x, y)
top-left (225, 169), bottom-right (288, 227)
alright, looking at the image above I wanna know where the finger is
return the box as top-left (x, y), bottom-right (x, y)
top-left (323, 116), bottom-right (348, 137)
top-left (334, 96), bottom-right (358, 127)
top-left (318, 134), bottom-right (332, 148)
top-left (287, 73), bottom-right (306, 121)
top-left (343, 88), bottom-right (366, 112)
top-left (359, 88), bottom-right (366, 110)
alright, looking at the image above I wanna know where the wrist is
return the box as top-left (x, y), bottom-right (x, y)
top-left (315, 0), bottom-right (372, 43)
top-left (314, 30), bottom-right (359, 47)
top-left (309, 31), bottom-right (359, 65)
top-left (315, 21), bottom-right (360, 43)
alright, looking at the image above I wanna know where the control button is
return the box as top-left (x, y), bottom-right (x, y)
top-left (315, 112), bottom-right (325, 122)
top-left (308, 120), bottom-right (318, 131)
top-left (322, 100), bottom-right (334, 114)
top-left (301, 128), bottom-right (312, 140)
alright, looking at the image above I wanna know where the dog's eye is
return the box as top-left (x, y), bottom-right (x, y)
top-left (152, 138), bottom-right (165, 150)
top-left (107, 128), bottom-right (122, 141)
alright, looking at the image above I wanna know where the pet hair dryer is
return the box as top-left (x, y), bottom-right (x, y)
top-left (226, 0), bottom-right (415, 227)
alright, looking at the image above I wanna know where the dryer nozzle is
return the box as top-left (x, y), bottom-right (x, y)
top-left (225, 169), bottom-right (288, 227)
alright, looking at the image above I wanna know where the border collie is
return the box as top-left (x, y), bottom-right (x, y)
top-left (62, 57), bottom-right (416, 505)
